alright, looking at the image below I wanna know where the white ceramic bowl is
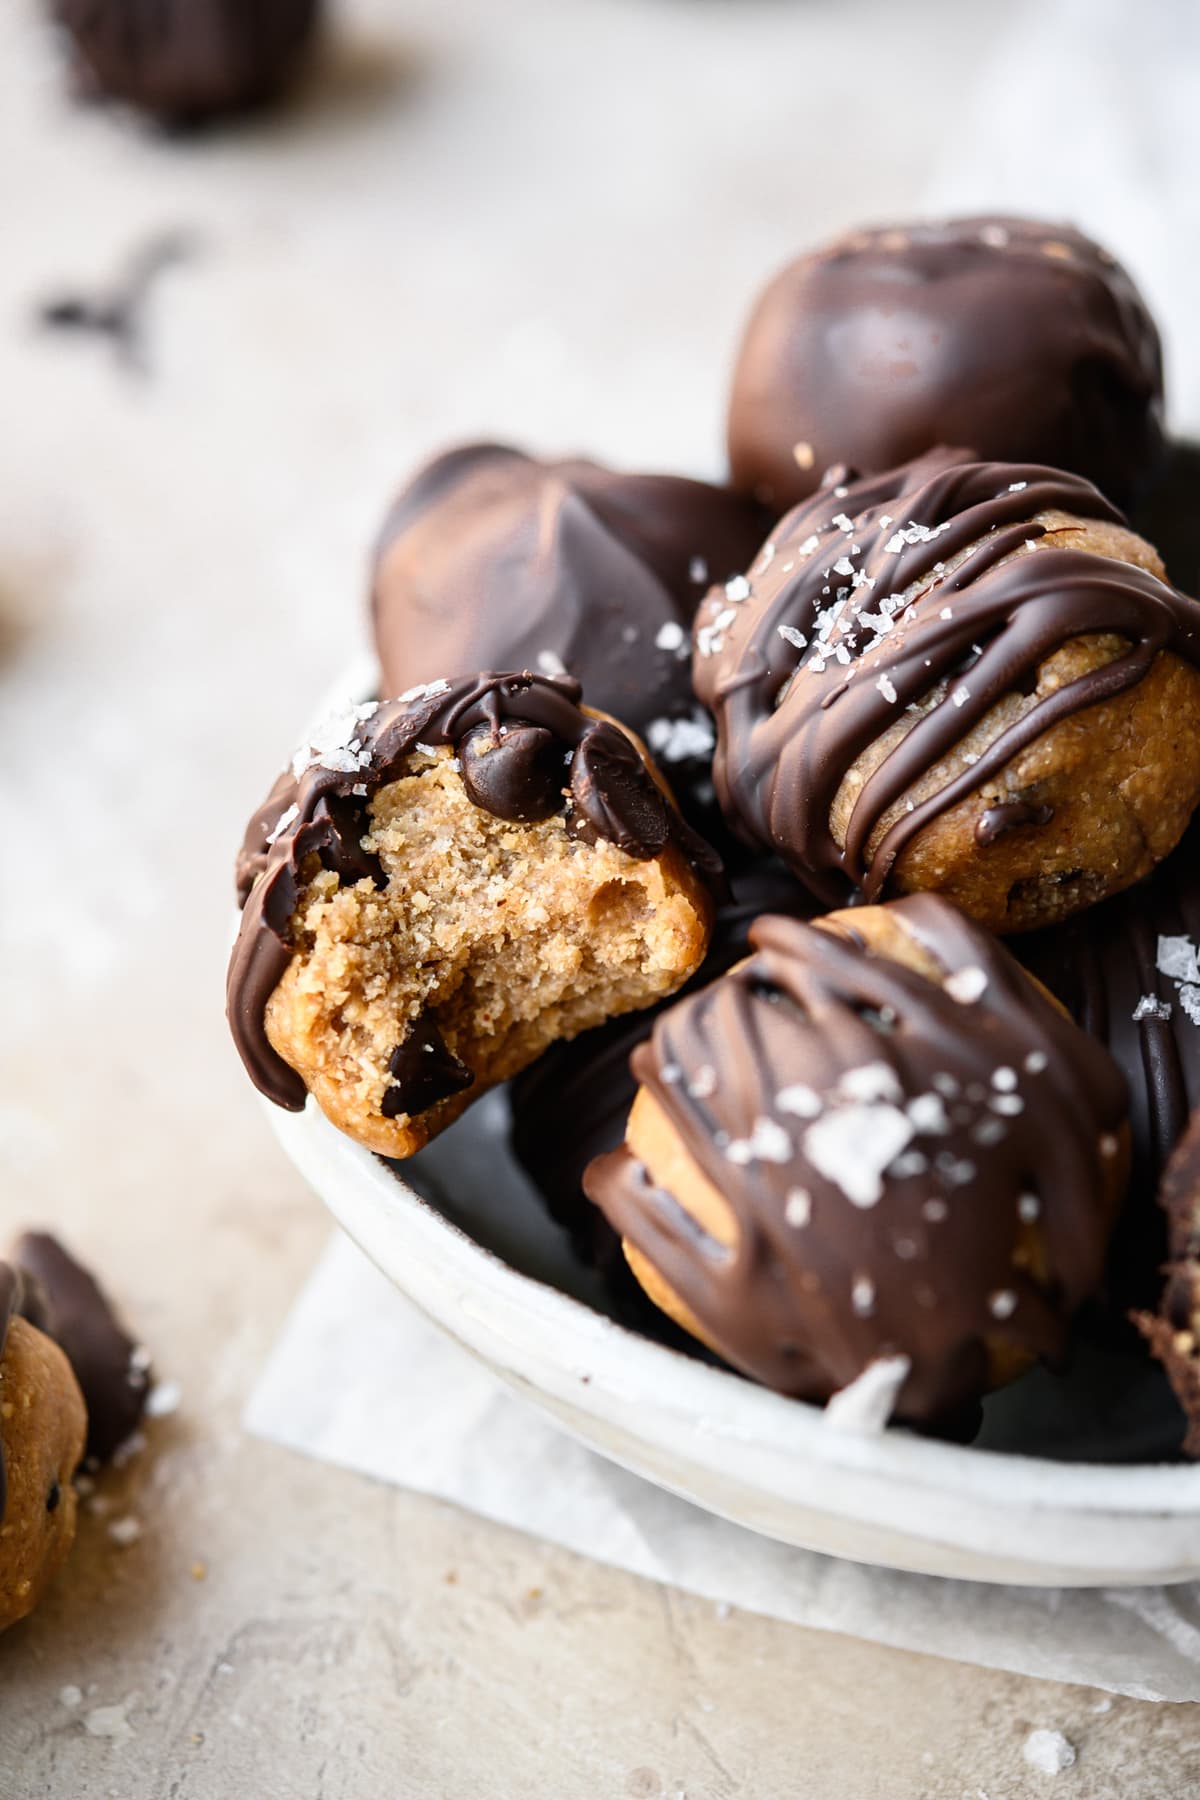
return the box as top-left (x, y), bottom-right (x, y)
top-left (256, 659), bottom-right (1200, 1587)
top-left (267, 1094), bottom-right (1200, 1588)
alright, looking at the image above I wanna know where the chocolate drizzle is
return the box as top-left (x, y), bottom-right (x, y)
top-left (975, 801), bottom-right (1055, 847)
top-left (52, 0), bottom-right (321, 124)
top-left (727, 216), bottom-right (1165, 512)
top-left (585, 896), bottom-right (1127, 1422)
top-left (696, 451), bottom-right (1200, 904)
top-left (228, 671), bottom-right (720, 1113)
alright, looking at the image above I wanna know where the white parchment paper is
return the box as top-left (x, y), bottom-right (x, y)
top-left (246, 1234), bottom-right (1200, 1703)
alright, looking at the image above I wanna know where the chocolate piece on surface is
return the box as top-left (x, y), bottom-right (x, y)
top-left (51, 0), bottom-right (320, 124)
top-left (728, 216), bottom-right (1165, 513)
top-left (12, 1233), bottom-right (149, 1465)
top-left (586, 896), bottom-right (1128, 1425)
top-left (695, 450), bottom-right (1200, 926)
top-left (369, 445), bottom-right (766, 822)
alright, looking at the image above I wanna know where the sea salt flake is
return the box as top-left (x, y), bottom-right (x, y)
top-left (990, 1094), bottom-right (1025, 1116)
top-left (1180, 985), bottom-right (1200, 1026)
top-left (831, 555), bottom-right (856, 577)
top-left (889, 1149), bottom-right (929, 1179)
top-left (725, 1116), bottom-right (793, 1166)
top-left (776, 1084), bottom-right (822, 1118)
top-left (851, 1275), bottom-right (876, 1317)
top-left (777, 624), bottom-right (808, 651)
top-left (724, 574), bottom-right (751, 602)
top-left (951, 684), bottom-right (970, 708)
top-left (823, 1355), bottom-right (910, 1434)
top-left (536, 650), bottom-right (568, 678)
top-left (654, 621), bottom-right (687, 653)
top-left (145, 1380), bottom-right (181, 1418)
top-left (688, 556), bottom-right (708, 585)
top-left (398, 679), bottom-right (449, 704)
top-left (1019, 1193), bottom-right (1041, 1222)
top-left (988, 1289), bottom-right (1018, 1320)
top-left (839, 1062), bottom-right (904, 1105)
top-left (973, 1117), bottom-right (1008, 1145)
top-left (660, 1063), bottom-right (682, 1085)
top-left (1008, 480), bottom-right (1028, 492)
top-left (784, 1189), bottom-right (812, 1227)
top-left (647, 713), bottom-right (715, 763)
top-left (796, 533), bottom-right (821, 557)
top-left (1022, 1729), bottom-right (1076, 1775)
top-left (1158, 935), bottom-right (1200, 983)
top-left (804, 1103), bottom-right (914, 1207)
top-left (687, 1065), bottom-right (717, 1100)
top-left (922, 1199), bottom-right (949, 1222)
top-left (906, 1093), bottom-right (950, 1135)
top-left (992, 1066), bottom-right (1018, 1091)
top-left (108, 1516), bottom-right (143, 1548)
top-left (1133, 994), bottom-right (1173, 1023)
top-left (264, 803), bottom-right (299, 846)
top-left (1025, 1051), bottom-right (1048, 1074)
top-left (979, 224), bottom-right (1010, 248)
top-left (876, 673), bottom-right (898, 704)
top-left (832, 512), bottom-right (855, 534)
top-left (292, 701), bottom-right (380, 779)
top-left (944, 966), bottom-right (988, 1004)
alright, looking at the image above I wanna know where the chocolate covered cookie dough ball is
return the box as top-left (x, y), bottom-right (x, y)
top-left (585, 898), bottom-right (1129, 1426)
top-left (695, 451), bottom-right (1200, 931)
top-left (370, 445), bottom-right (766, 821)
top-left (728, 216), bottom-right (1165, 513)
top-left (229, 673), bottom-right (717, 1159)
top-left (50, 0), bottom-right (320, 125)
top-left (0, 1267), bottom-right (86, 1634)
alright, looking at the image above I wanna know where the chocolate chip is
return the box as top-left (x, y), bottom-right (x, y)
top-left (46, 1481), bottom-right (61, 1514)
top-left (382, 1016), bottom-right (474, 1119)
top-left (567, 727), bottom-right (670, 858)
top-left (458, 723), bottom-right (566, 823)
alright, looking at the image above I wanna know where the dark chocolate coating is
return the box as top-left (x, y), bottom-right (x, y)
top-left (695, 450), bottom-right (1200, 905)
top-left (382, 1017), bottom-right (474, 1119)
top-left (727, 216), bottom-right (1165, 513)
top-left (1019, 820), bottom-right (1200, 1306)
top-left (51, 0), bottom-right (320, 124)
top-left (510, 857), bottom-right (814, 1246)
top-left (1136, 1109), bottom-right (1200, 1454)
top-left (585, 897), bottom-right (1128, 1423)
top-left (228, 671), bottom-right (721, 1115)
top-left (13, 1233), bottom-right (149, 1465)
top-left (369, 445), bottom-right (767, 817)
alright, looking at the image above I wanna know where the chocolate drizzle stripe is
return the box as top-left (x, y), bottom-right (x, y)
top-left (697, 451), bottom-right (1200, 901)
top-left (586, 896), bottom-right (1127, 1420)
top-left (228, 671), bottom-right (721, 1113)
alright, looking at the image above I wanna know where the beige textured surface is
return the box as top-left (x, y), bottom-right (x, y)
top-left (0, 0), bottom-right (1197, 1793)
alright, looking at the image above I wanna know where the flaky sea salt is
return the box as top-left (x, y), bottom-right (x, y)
top-left (776, 1084), bottom-right (822, 1118)
top-left (1133, 995), bottom-right (1173, 1023)
top-left (823, 1355), bottom-right (911, 1434)
top-left (724, 574), bottom-right (751, 602)
top-left (1022, 1729), bottom-right (1076, 1775)
top-left (876, 673), bottom-right (898, 703)
top-left (1158, 935), bottom-right (1200, 983)
top-left (655, 621), bottom-right (687, 653)
top-left (777, 624), bottom-right (808, 651)
top-left (264, 803), bottom-right (298, 846)
top-left (804, 1103), bottom-right (914, 1207)
top-left (784, 1189), bottom-right (812, 1228)
top-left (725, 1116), bottom-right (792, 1166)
top-left (647, 713), bottom-right (715, 763)
top-left (944, 966), bottom-right (988, 1004)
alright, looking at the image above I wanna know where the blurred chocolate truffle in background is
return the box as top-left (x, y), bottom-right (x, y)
top-left (50, 0), bottom-right (321, 125)
top-left (727, 216), bottom-right (1165, 514)
top-left (369, 444), bottom-right (767, 828)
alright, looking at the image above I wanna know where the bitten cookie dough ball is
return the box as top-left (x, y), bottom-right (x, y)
top-left (50, 0), bottom-right (320, 125)
top-left (695, 451), bottom-right (1200, 932)
top-left (0, 1268), bottom-right (86, 1634)
top-left (370, 444), bottom-right (766, 827)
top-left (1136, 1112), bottom-right (1200, 1455)
top-left (229, 672), bottom-right (717, 1158)
top-left (727, 216), bottom-right (1165, 513)
top-left (585, 897), bottom-right (1129, 1427)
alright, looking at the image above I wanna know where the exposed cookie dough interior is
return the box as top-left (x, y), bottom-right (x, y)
top-left (265, 748), bottom-right (710, 1157)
